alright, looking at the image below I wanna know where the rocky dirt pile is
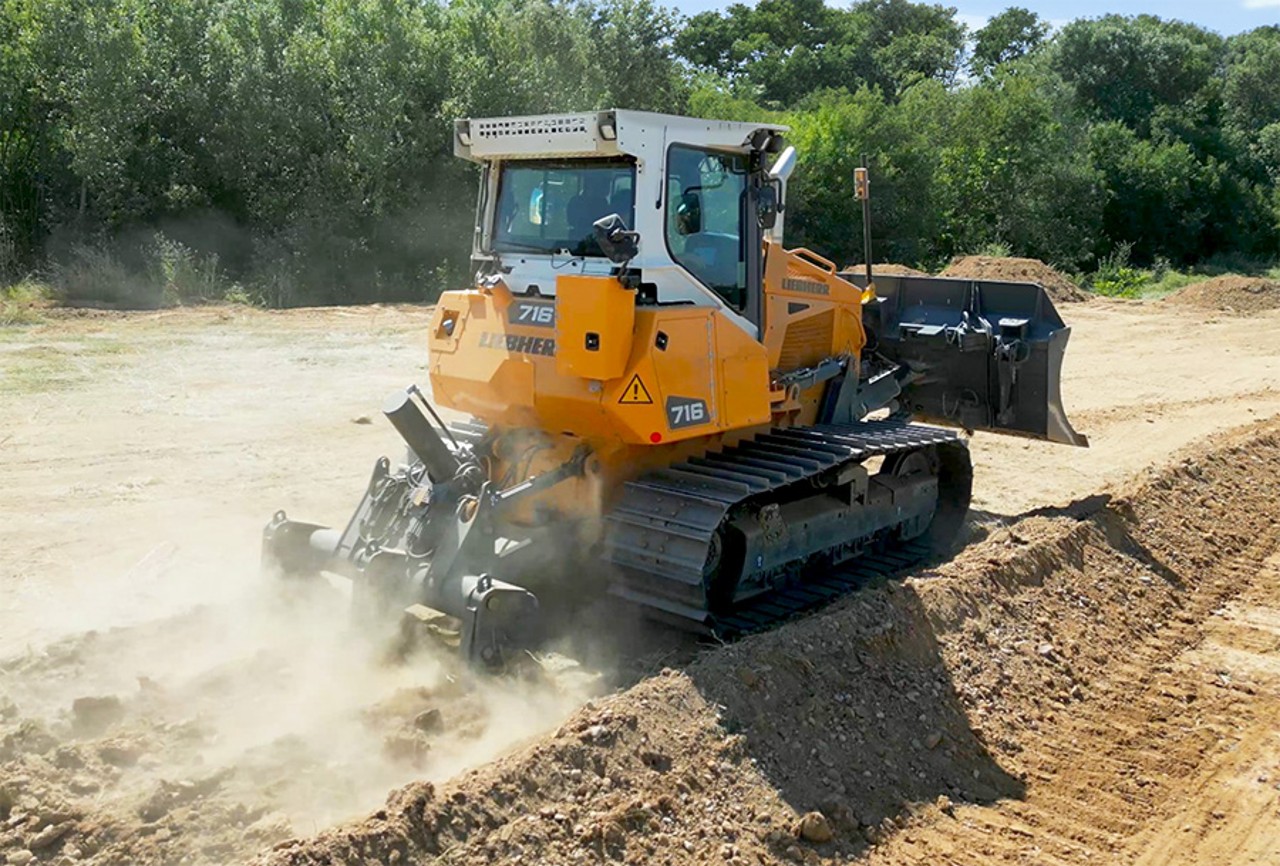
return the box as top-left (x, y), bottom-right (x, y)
top-left (940, 255), bottom-right (1089, 303)
top-left (0, 589), bottom-right (597, 866)
top-left (1164, 275), bottom-right (1280, 314)
top-left (843, 263), bottom-right (928, 277)
top-left (257, 420), bottom-right (1280, 866)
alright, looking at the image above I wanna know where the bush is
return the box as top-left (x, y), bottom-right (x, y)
top-left (150, 234), bottom-right (229, 304)
top-left (1091, 242), bottom-right (1145, 297)
top-left (0, 279), bottom-right (49, 325)
top-left (47, 233), bottom-right (234, 308)
top-left (974, 240), bottom-right (1013, 258)
top-left (49, 244), bottom-right (153, 307)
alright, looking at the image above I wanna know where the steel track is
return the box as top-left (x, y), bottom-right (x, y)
top-left (604, 419), bottom-right (968, 638)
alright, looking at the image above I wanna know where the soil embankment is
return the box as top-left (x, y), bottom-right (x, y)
top-left (1166, 275), bottom-right (1280, 314)
top-left (257, 420), bottom-right (1280, 866)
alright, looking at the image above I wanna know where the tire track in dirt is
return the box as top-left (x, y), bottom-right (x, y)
top-left (867, 551), bottom-right (1280, 866)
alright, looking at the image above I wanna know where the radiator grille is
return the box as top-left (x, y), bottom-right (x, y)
top-left (778, 310), bottom-right (833, 371)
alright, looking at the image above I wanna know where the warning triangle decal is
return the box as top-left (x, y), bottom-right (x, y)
top-left (618, 373), bottom-right (654, 405)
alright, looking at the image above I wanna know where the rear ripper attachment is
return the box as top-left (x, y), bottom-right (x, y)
top-left (262, 386), bottom-right (583, 667)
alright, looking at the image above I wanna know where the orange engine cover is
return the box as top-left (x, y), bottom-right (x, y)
top-left (428, 275), bottom-right (772, 449)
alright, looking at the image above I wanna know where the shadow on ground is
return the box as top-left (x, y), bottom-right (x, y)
top-left (680, 579), bottom-right (1025, 858)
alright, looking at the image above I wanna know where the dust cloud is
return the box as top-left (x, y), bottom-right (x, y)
top-left (0, 539), bottom-right (603, 864)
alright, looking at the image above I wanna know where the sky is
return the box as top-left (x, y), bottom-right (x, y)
top-left (671, 0), bottom-right (1280, 36)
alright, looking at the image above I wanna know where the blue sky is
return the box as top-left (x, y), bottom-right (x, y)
top-left (671, 0), bottom-right (1280, 36)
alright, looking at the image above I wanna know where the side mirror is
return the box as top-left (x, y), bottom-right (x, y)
top-left (592, 214), bottom-right (640, 265)
top-left (757, 183), bottom-right (780, 230)
top-left (676, 190), bottom-right (702, 235)
top-left (769, 146), bottom-right (797, 182)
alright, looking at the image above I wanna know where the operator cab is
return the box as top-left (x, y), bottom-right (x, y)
top-left (454, 110), bottom-right (790, 338)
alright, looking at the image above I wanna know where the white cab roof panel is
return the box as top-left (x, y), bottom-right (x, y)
top-left (455, 109), bottom-right (788, 161)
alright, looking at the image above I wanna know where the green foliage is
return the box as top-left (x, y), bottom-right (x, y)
top-left (49, 245), bottom-right (149, 307)
top-left (1052, 15), bottom-right (1224, 134)
top-left (1223, 27), bottom-right (1280, 138)
top-left (1139, 269), bottom-right (1207, 299)
top-left (0, 0), bottom-right (689, 306)
top-left (221, 285), bottom-right (257, 306)
top-left (932, 69), bottom-right (1103, 270)
top-left (150, 234), bottom-right (228, 305)
top-left (0, 279), bottom-right (49, 325)
top-left (970, 7), bottom-right (1048, 78)
top-left (674, 0), bottom-right (966, 106)
top-left (1090, 243), bottom-right (1145, 297)
top-left (973, 241), bottom-right (1013, 258)
top-left (0, 1), bottom-right (1277, 307)
top-left (784, 84), bottom-right (950, 267)
top-left (1088, 122), bottom-right (1206, 263)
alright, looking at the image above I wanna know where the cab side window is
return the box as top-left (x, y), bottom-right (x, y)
top-left (665, 145), bottom-right (748, 309)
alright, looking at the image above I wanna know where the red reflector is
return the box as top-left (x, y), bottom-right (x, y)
top-left (649, 432), bottom-right (663, 443)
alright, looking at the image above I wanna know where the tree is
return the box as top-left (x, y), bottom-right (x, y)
top-left (1223, 27), bottom-right (1280, 138)
top-left (969, 7), bottom-right (1048, 77)
top-left (783, 85), bottom-right (950, 267)
top-left (587, 0), bottom-right (690, 112)
top-left (1088, 122), bottom-right (1209, 264)
top-left (674, 0), bottom-right (965, 105)
top-left (1051, 15), bottom-right (1224, 134)
top-left (933, 70), bottom-right (1102, 268)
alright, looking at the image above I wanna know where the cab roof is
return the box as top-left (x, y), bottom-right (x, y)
top-left (453, 109), bottom-right (789, 162)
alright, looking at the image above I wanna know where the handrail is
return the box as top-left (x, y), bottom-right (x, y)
top-left (788, 247), bottom-right (837, 274)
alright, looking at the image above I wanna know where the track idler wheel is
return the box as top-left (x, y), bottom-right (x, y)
top-left (882, 442), bottom-right (973, 553)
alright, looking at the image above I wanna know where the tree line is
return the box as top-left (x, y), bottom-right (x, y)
top-left (1, 0), bottom-right (1277, 307)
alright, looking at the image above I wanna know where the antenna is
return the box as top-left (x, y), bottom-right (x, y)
top-left (855, 154), bottom-right (874, 299)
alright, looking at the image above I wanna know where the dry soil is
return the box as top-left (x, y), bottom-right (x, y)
top-left (1165, 275), bottom-right (1280, 315)
top-left (1, 297), bottom-right (1278, 865)
top-left (940, 256), bottom-right (1090, 304)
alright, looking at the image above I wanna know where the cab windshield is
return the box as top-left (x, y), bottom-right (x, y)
top-left (493, 158), bottom-right (635, 257)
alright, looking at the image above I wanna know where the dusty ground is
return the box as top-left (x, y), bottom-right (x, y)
top-left (1, 296), bottom-right (1279, 865)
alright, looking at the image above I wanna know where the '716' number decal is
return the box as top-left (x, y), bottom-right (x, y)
top-left (509, 301), bottom-right (555, 328)
top-left (666, 396), bottom-right (711, 429)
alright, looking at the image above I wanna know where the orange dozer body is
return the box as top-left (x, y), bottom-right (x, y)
top-left (426, 242), bottom-right (866, 527)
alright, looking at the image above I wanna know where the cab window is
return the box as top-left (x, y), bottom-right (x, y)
top-left (665, 145), bottom-right (748, 309)
top-left (493, 158), bottom-right (634, 257)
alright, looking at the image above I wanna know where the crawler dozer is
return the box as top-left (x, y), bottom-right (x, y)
top-left (264, 110), bottom-right (1086, 665)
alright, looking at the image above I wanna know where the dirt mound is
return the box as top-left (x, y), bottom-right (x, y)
top-left (940, 255), bottom-right (1089, 303)
top-left (1164, 275), bottom-right (1280, 314)
top-left (257, 419), bottom-right (1280, 866)
top-left (844, 263), bottom-right (928, 277)
top-left (0, 586), bottom-right (598, 866)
